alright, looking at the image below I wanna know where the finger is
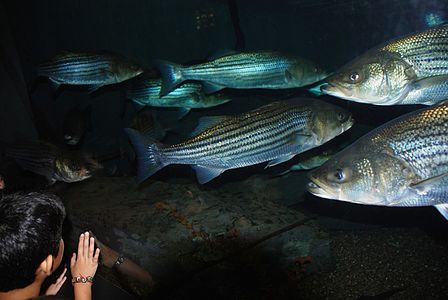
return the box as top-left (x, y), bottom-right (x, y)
top-left (58, 276), bottom-right (67, 287)
top-left (89, 237), bottom-right (95, 259)
top-left (93, 248), bottom-right (100, 263)
top-left (58, 267), bottom-right (67, 280)
top-left (77, 233), bottom-right (84, 257)
top-left (70, 253), bottom-right (76, 269)
top-left (54, 276), bottom-right (66, 293)
top-left (83, 231), bottom-right (89, 258)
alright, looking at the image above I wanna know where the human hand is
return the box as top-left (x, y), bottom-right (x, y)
top-left (45, 267), bottom-right (67, 295)
top-left (70, 232), bottom-right (100, 279)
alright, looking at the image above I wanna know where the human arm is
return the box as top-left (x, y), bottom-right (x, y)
top-left (45, 267), bottom-right (67, 295)
top-left (70, 232), bottom-right (100, 300)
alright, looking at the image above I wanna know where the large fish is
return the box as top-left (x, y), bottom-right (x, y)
top-left (37, 51), bottom-right (144, 92)
top-left (156, 51), bottom-right (328, 96)
top-left (307, 101), bottom-right (448, 220)
top-left (321, 24), bottom-right (448, 105)
top-left (125, 98), bottom-right (353, 184)
top-left (126, 77), bottom-right (231, 118)
top-left (5, 142), bottom-right (102, 184)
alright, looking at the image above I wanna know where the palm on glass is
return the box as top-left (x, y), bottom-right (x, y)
top-left (71, 232), bottom-right (100, 279)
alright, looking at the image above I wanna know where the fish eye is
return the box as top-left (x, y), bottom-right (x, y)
top-left (334, 168), bottom-right (345, 181)
top-left (349, 72), bottom-right (360, 82)
top-left (338, 112), bottom-right (346, 121)
top-left (64, 134), bottom-right (72, 140)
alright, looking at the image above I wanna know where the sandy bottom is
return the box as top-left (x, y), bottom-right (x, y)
top-left (53, 171), bottom-right (448, 300)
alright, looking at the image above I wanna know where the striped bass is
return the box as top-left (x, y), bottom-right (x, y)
top-left (156, 51), bottom-right (328, 96)
top-left (126, 77), bottom-right (231, 118)
top-left (125, 98), bottom-right (353, 184)
top-left (37, 51), bottom-right (144, 92)
top-left (5, 141), bottom-right (102, 184)
top-left (321, 24), bottom-right (448, 105)
top-left (307, 101), bottom-right (448, 220)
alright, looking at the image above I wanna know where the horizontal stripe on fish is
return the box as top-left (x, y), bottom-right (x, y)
top-left (308, 101), bottom-right (448, 220)
top-left (125, 98), bottom-right (353, 184)
top-left (37, 51), bottom-right (143, 89)
top-left (157, 51), bottom-right (327, 95)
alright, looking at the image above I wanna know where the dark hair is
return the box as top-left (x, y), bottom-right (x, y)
top-left (0, 192), bottom-right (66, 292)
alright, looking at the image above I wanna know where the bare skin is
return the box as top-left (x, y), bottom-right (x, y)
top-left (91, 232), bottom-right (155, 287)
top-left (70, 232), bottom-right (100, 300)
top-left (0, 239), bottom-right (65, 300)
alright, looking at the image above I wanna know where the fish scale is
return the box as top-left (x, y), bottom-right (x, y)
top-left (156, 51), bottom-right (327, 96)
top-left (125, 98), bottom-right (353, 184)
top-left (37, 51), bottom-right (143, 89)
top-left (308, 101), bottom-right (448, 218)
top-left (126, 77), bottom-right (231, 114)
top-left (184, 54), bottom-right (291, 82)
top-left (378, 104), bottom-right (448, 179)
top-left (382, 25), bottom-right (448, 78)
top-left (322, 24), bottom-right (448, 105)
top-left (171, 104), bottom-right (305, 159)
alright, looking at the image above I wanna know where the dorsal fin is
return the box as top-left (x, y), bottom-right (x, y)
top-left (208, 49), bottom-right (240, 61)
top-left (190, 116), bottom-right (229, 137)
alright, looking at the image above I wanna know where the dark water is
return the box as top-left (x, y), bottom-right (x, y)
top-left (1, 0), bottom-right (448, 299)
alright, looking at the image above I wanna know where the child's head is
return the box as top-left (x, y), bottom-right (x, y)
top-left (0, 192), bottom-right (66, 292)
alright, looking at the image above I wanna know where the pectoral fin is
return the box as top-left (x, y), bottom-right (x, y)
top-left (290, 133), bottom-right (312, 146)
top-left (87, 84), bottom-right (102, 93)
top-left (408, 75), bottom-right (448, 105)
top-left (202, 82), bottom-right (226, 94)
top-left (285, 70), bottom-right (293, 82)
top-left (177, 107), bottom-right (191, 119)
top-left (192, 165), bottom-right (226, 184)
top-left (49, 78), bottom-right (61, 91)
top-left (265, 154), bottom-right (295, 168)
top-left (410, 173), bottom-right (448, 195)
top-left (435, 204), bottom-right (448, 220)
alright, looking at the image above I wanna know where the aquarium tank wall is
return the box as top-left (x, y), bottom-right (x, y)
top-left (0, 0), bottom-right (447, 299)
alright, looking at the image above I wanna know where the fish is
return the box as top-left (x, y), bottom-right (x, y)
top-left (307, 101), bottom-right (448, 220)
top-left (321, 24), bottom-right (448, 105)
top-left (37, 51), bottom-right (144, 92)
top-left (156, 51), bottom-right (328, 96)
top-left (129, 108), bottom-right (168, 141)
top-left (5, 141), bottom-right (102, 184)
top-left (125, 98), bottom-right (353, 184)
top-left (62, 106), bottom-right (91, 146)
top-left (126, 77), bottom-right (231, 118)
top-left (276, 149), bottom-right (335, 176)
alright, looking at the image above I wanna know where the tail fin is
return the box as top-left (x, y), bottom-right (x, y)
top-left (154, 60), bottom-right (184, 96)
top-left (5, 142), bottom-right (56, 182)
top-left (124, 128), bottom-right (166, 183)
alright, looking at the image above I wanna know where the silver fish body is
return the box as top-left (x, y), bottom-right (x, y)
top-left (126, 78), bottom-right (231, 116)
top-left (307, 101), bottom-right (448, 220)
top-left (156, 51), bottom-right (328, 96)
top-left (5, 142), bottom-right (101, 184)
top-left (382, 24), bottom-right (448, 78)
top-left (321, 24), bottom-right (448, 105)
top-left (38, 51), bottom-right (144, 91)
top-left (125, 98), bottom-right (353, 184)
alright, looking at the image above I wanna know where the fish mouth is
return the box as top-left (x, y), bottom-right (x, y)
top-left (343, 116), bottom-right (355, 132)
top-left (320, 83), bottom-right (355, 100)
top-left (306, 176), bottom-right (339, 200)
